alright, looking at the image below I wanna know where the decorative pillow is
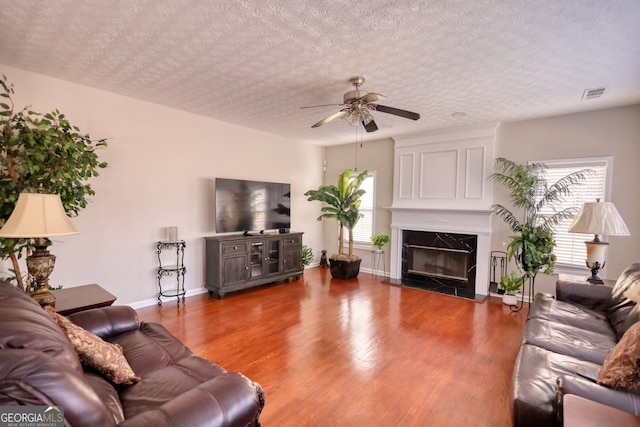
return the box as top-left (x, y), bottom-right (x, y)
top-left (597, 320), bottom-right (640, 391)
top-left (44, 306), bottom-right (141, 385)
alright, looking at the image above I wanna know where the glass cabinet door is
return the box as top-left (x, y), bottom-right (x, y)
top-left (250, 242), bottom-right (264, 278)
top-left (266, 239), bottom-right (280, 274)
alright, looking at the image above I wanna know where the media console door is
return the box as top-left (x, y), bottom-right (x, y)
top-left (205, 232), bottom-right (303, 298)
top-left (282, 234), bottom-right (303, 273)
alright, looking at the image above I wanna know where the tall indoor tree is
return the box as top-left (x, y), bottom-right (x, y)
top-left (0, 75), bottom-right (108, 290)
top-left (305, 168), bottom-right (368, 258)
top-left (305, 169), bottom-right (368, 279)
top-left (489, 157), bottom-right (594, 279)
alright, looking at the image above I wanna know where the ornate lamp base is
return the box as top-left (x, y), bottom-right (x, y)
top-left (26, 243), bottom-right (57, 307)
top-left (586, 260), bottom-right (605, 285)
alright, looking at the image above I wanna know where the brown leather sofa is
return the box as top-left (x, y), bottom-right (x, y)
top-left (0, 281), bottom-right (264, 426)
top-left (510, 263), bottom-right (640, 427)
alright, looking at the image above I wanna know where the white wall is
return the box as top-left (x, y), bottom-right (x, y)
top-left (0, 65), bottom-right (325, 305)
top-left (493, 105), bottom-right (640, 294)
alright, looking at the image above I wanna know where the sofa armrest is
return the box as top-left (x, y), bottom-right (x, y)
top-left (557, 374), bottom-right (640, 420)
top-left (67, 306), bottom-right (140, 339)
top-left (556, 280), bottom-right (612, 311)
top-left (118, 373), bottom-right (264, 427)
top-left (0, 349), bottom-right (119, 426)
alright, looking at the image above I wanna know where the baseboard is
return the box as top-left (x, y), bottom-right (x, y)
top-left (127, 287), bottom-right (209, 309)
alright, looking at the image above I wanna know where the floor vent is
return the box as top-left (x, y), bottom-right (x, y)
top-left (583, 87), bottom-right (606, 100)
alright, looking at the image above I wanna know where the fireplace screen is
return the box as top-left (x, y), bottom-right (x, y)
top-left (407, 245), bottom-right (470, 282)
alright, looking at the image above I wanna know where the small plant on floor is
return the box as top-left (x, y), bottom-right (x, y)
top-left (370, 234), bottom-right (389, 251)
top-left (500, 272), bottom-right (523, 296)
top-left (301, 245), bottom-right (313, 267)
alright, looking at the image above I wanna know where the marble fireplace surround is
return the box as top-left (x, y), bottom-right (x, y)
top-left (389, 208), bottom-right (492, 299)
top-left (388, 124), bottom-right (497, 299)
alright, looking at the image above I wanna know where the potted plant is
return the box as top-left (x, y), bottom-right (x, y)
top-left (500, 272), bottom-right (523, 305)
top-left (489, 158), bottom-right (592, 297)
top-left (370, 234), bottom-right (389, 253)
top-left (301, 245), bottom-right (313, 269)
top-left (305, 169), bottom-right (368, 279)
top-left (0, 75), bottom-right (108, 291)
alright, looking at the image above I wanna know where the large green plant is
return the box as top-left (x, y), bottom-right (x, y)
top-left (0, 75), bottom-right (108, 290)
top-left (489, 157), bottom-right (593, 278)
top-left (305, 169), bottom-right (368, 259)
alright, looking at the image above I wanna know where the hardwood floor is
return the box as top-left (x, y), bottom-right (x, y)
top-left (136, 267), bottom-right (527, 426)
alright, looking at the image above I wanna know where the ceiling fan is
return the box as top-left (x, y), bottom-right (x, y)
top-left (302, 76), bottom-right (420, 133)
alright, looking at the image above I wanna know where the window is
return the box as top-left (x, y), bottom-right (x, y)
top-left (536, 157), bottom-right (611, 270)
top-left (345, 172), bottom-right (375, 244)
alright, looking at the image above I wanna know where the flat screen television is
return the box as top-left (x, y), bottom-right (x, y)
top-left (215, 178), bottom-right (291, 233)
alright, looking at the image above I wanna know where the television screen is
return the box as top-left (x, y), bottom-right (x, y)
top-left (215, 178), bottom-right (291, 233)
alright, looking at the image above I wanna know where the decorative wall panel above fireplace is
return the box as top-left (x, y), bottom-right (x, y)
top-left (392, 124), bottom-right (497, 211)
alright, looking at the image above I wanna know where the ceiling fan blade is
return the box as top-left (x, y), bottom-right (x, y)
top-left (375, 104), bottom-right (420, 121)
top-left (360, 93), bottom-right (386, 104)
top-left (312, 110), bottom-right (347, 128)
top-left (301, 103), bottom-right (345, 109)
top-left (362, 120), bottom-right (378, 133)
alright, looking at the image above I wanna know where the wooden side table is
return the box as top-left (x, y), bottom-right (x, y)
top-left (52, 284), bottom-right (117, 315)
top-left (564, 394), bottom-right (640, 427)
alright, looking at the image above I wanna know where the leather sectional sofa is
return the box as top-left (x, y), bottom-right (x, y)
top-left (510, 263), bottom-right (640, 426)
top-left (0, 281), bottom-right (264, 426)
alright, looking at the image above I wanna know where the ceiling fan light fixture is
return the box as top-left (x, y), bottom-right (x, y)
top-left (306, 76), bottom-right (420, 131)
top-left (341, 104), bottom-right (374, 126)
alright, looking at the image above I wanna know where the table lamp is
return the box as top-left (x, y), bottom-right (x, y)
top-left (0, 193), bottom-right (78, 306)
top-left (568, 199), bottom-right (630, 284)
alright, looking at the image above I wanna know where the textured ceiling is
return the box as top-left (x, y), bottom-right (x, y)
top-left (1, 0), bottom-right (639, 146)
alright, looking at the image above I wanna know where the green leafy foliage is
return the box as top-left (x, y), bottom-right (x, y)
top-left (489, 157), bottom-right (592, 278)
top-left (305, 169), bottom-right (368, 258)
top-left (0, 75), bottom-right (108, 289)
top-left (500, 271), bottom-right (524, 294)
top-left (370, 234), bottom-right (389, 250)
top-left (301, 245), bottom-right (313, 266)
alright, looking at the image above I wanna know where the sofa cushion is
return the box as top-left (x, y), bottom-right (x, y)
top-left (45, 306), bottom-right (141, 385)
top-left (0, 349), bottom-right (119, 426)
top-left (528, 293), bottom-right (614, 336)
top-left (109, 322), bottom-right (196, 377)
top-left (522, 318), bottom-right (617, 365)
top-left (511, 343), bottom-right (601, 427)
top-left (83, 371), bottom-right (126, 424)
top-left (607, 263), bottom-right (640, 339)
top-left (598, 321), bottom-right (640, 391)
top-left (0, 282), bottom-right (81, 373)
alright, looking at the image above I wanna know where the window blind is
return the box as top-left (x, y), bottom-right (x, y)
top-left (536, 160), bottom-right (608, 267)
top-left (346, 173), bottom-right (375, 244)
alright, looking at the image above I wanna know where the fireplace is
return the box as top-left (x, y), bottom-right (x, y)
top-left (389, 208), bottom-right (492, 300)
top-left (402, 230), bottom-right (477, 298)
top-left (389, 124), bottom-right (497, 300)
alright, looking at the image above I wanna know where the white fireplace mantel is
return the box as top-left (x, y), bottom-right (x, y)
top-left (389, 208), bottom-right (493, 296)
top-left (389, 124), bottom-right (498, 297)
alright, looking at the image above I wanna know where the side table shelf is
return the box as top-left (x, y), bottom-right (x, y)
top-left (157, 240), bottom-right (186, 306)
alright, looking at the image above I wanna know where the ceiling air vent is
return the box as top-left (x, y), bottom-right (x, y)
top-left (582, 87), bottom-right (606, 100)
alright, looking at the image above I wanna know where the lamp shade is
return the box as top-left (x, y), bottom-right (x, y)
top-left (0, 193), bottom-right (78, 238)
top-left (568, 201), bottom-right (630, 236)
